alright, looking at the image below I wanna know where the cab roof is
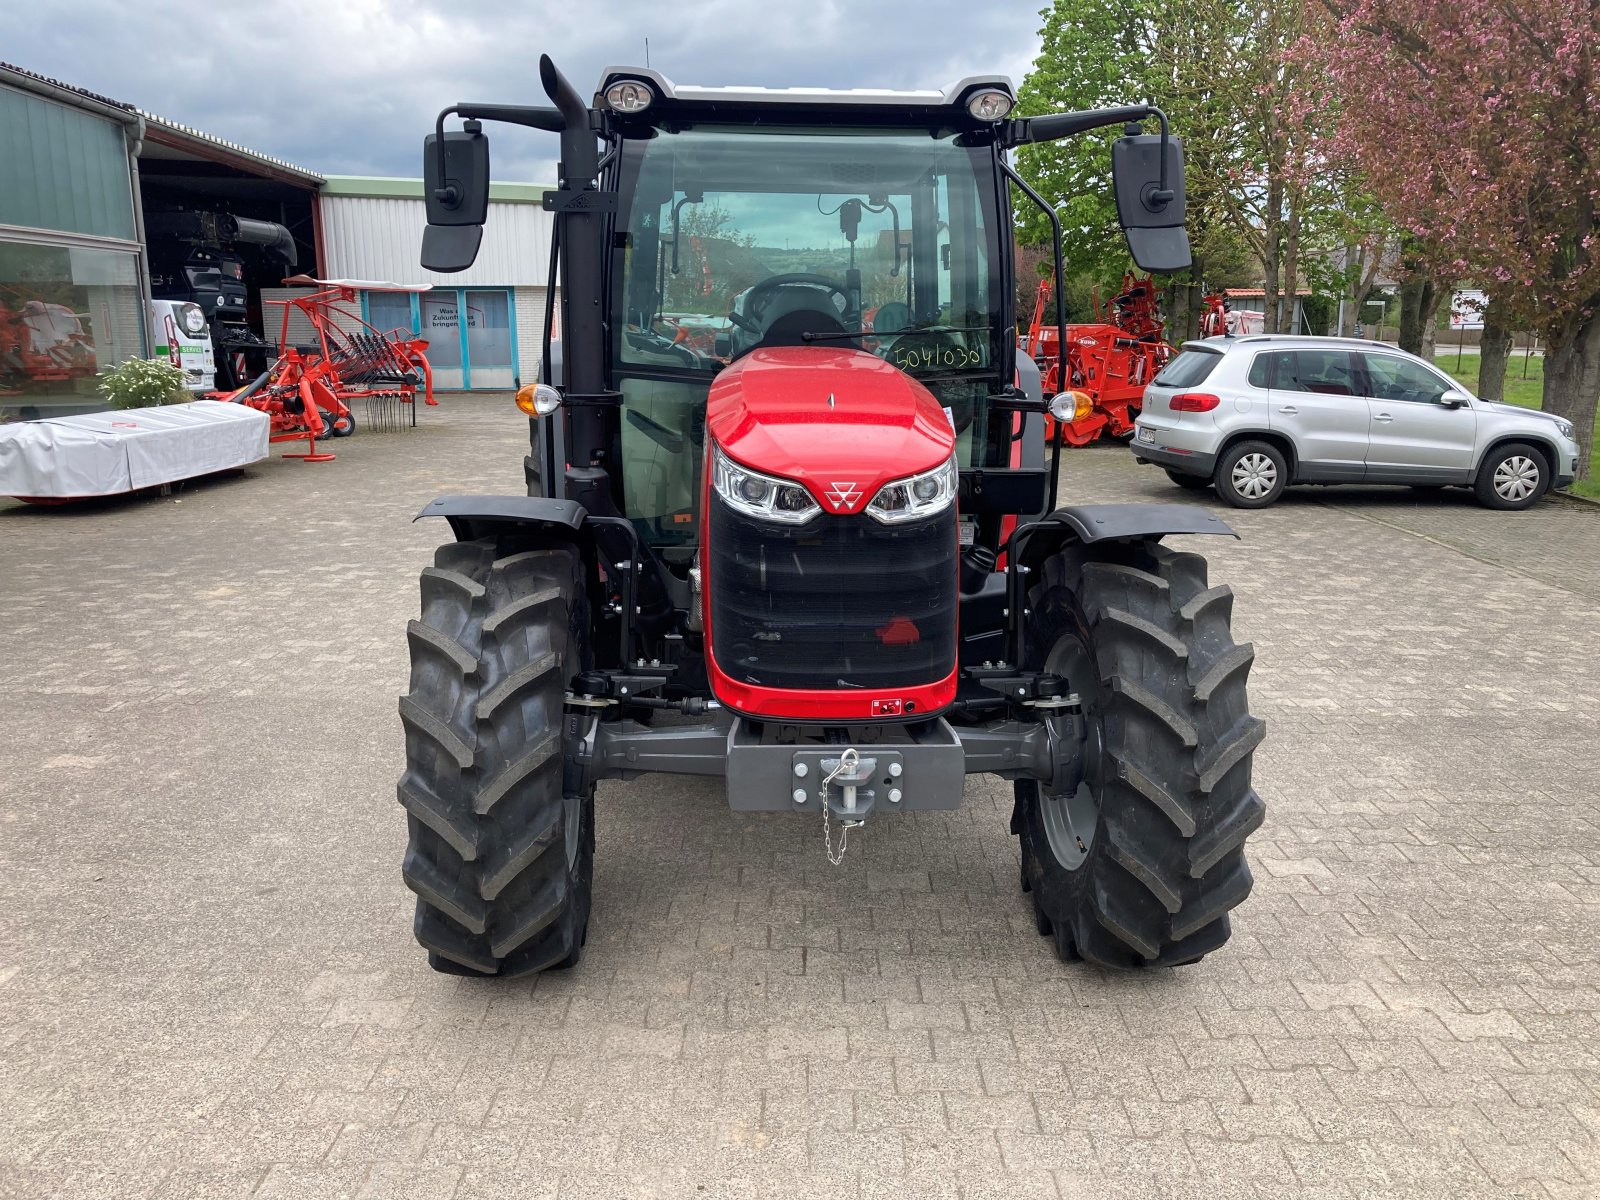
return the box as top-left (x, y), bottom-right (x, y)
top-left (595, 66), bottom-right (1013, 115)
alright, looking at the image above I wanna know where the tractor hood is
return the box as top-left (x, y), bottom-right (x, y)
top-left (705, 346), bottom-right (956, 516)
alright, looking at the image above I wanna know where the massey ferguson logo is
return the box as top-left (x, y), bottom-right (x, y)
top-left (824, 481), bottom-right (861, 510)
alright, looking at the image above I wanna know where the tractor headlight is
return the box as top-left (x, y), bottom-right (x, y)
top-left (711, 442), bottom-right (820, 525)
top-left (179, 303), bottom-right (207, 336)
top-left (965, 89), bottom-right (1013, 122)
top-left (605, 80), bottom-right (654, 114)
top-left (866, 456), bottom-right (958, 524)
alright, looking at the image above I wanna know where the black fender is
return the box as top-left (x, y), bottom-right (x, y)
top-left (1017, 502), bottom-right (1236, 569)
top-left (415, 494), bottom-right (588, 544)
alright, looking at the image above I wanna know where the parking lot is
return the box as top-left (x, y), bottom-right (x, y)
top-left (2, 397), bottom-right (1597, 1199)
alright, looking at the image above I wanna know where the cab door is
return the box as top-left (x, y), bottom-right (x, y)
top-left (1259, 349), bottom-right (1368, 481)
top-left (1357, 351), bottom-right (1476, 483)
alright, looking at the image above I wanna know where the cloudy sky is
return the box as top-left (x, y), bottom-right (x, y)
top-left (11, 0), bottom-right (1048, 183)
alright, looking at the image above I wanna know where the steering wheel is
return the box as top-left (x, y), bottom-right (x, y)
top-left (729, 273), bottom-right (852, 333)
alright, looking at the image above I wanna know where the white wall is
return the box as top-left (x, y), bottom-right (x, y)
top-left (513, 285), bottom-right (560, 384)
top-left (320, 196), bottom-right (553, 288)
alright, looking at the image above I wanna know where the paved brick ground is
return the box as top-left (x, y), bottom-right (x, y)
top-left (1, 400), bottom-right (1597, 1199)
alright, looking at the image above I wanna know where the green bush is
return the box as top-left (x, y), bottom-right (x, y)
top-left (98, 357), bottom-right (189, 410)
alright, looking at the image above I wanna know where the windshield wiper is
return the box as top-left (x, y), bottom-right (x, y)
top-left (799, 329), bottom-right (866, 343)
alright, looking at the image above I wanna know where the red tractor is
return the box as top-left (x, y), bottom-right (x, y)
top-left (398, 61), bottom-right (1264, 977)
top-left (1028, 274), bottom-right (1174, 446)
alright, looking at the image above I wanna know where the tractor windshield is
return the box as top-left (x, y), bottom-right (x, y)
top-left (610, 123), bottom-right (1007, 548)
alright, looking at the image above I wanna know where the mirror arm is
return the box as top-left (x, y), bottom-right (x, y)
top-left (1002, 160), bottom-right (1066, 515)
top-left (432, 104), bottom-right (565, 207)
top-left (1006, 103), bottom-right (1173, 207)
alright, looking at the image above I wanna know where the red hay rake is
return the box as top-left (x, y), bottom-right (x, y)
top-left (216, 277), bottom-right (435, 462)
top-left (1026, 274), bottom-right (1175, 447)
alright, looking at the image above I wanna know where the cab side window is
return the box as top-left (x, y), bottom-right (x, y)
top-left (1363, 354), bottom-right (1451, 404)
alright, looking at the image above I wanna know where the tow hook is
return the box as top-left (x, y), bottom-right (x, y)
top-left (817, 747), bottom-right (876, 865)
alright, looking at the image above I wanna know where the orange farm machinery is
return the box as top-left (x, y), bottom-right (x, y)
top-left (1025, 274), bottom-right (1174, 446)
top-left (217, 277), bottom-right (435, 461)
top-left (0, 288), bottom-right (98, 396)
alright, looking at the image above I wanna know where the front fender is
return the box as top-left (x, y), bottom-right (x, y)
top-left (1017, 502), bottom-right (1236, 569)
top-left (415, 494), bottom-right (587, 543)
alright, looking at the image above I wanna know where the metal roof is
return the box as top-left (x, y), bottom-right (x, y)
top-left (0, 60), bottom-right (136, 114)
top-left (139, 111), bottom-right (324, 186)
top-left (321, 175), bottom-right (553, 203)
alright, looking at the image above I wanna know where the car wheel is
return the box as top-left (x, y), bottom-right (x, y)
top-left (1474, 443), bottom-right (1547, 510)
top-left (1164, 469), bottom-right (1212, 492)
top-left (1214, 441), bottom-right (1287, 509)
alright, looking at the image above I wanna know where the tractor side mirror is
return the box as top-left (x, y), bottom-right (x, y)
top-left (421, 124), bottom-right (490, 272)
top-left (1111, 132), bottom-right (1191, 274)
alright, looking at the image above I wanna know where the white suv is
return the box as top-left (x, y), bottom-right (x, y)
top-left (1131, 335), bottom-right (1580, 510)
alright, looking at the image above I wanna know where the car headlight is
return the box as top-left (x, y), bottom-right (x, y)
top-left (1554, 417), bottom-right (1575, 440)
top-left (710, 442), bottom-right (820, 525)
top-left (866, 455), bottom-right (959, 524)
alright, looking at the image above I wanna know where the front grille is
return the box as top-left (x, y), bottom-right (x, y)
top-left (708, 492), bottom-right (957, 692)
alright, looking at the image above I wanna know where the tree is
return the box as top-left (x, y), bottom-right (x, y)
top-left (1013, 0), bottom-right (1159, 286)
top-left (1302, 0), bottom-right (1600, 477)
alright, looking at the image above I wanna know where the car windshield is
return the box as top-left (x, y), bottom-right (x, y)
top-left (615, 124), bottom-right (1002, 375)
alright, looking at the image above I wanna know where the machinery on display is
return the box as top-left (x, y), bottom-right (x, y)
top-left (1200, 291), bottom-right (1264, 337)
top-left (395, 60), bottom-right (1265, 978)
top-left (215, 277), bottom-right (435, 462)
top-left (1025, 274), bottom-right (1175, 446)
top-left (0, 288), bottom-right (98, 396)
top-left (145, 208), bottom-right (299, 391)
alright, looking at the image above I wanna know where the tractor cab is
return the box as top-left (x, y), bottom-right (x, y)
top-left (608, 96), bottom-right (1008, 551)
top-left (397, 58), bottom-right (1264, 981)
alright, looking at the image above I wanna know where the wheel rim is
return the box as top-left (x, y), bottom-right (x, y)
top-left (1493, 455), bottom-right (1540, 502)
top-left (1038, 633), bottom-right (1102, 872)
top-left (1231, 452), bottom-right (1278, 499)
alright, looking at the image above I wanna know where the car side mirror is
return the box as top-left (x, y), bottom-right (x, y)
top-left (1111, 132), bottom-right (1191, 273)
top-left (1439, 390), bottom-right (1470, 409)
top-left (421, 124), bottom-right (490, 272)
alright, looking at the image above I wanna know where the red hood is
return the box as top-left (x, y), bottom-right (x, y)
top-left (705, 346), bottom-right (956, 516)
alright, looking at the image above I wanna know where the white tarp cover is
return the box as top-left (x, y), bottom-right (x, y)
top-left (0, 401), bottom-right (270, 498)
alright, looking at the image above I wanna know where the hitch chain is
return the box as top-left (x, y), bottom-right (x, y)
top-left (820, 747), bottom-right (863, 866)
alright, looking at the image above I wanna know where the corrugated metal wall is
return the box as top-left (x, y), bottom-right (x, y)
top-left (259, 287), bottom-right (366, 349)
top-left (0, 84), bottom-right (136, 240)
top-left (320, 196), bottom-right (553, 288)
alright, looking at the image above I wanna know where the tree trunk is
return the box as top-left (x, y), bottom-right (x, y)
top-left (1419, 280), bottom-right (1441, 361)
top-left (1336, 244), bottom-right (1358, 336)
top-left (1282, 205), bottom-right (1301, 334)
top-left (1476, 293), bottom-right (1514, 401)
top-left (1186, 280), bottom-right (1204, 341)
top-left (1262, 176), bottom-right (1283, 334)
top-left (1398, 263), bottom-right (1435, 355)
top-left (1543, 307), bottom-right (1600, 483)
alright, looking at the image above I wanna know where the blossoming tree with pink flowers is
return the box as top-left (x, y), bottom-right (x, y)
top-left (1304, 0), bottom-right (1600, 477)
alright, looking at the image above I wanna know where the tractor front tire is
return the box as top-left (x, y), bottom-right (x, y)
top-left (1014, 541), bottom-right (1265, 968)
top-left (398, 537), bottom-right (594, 977)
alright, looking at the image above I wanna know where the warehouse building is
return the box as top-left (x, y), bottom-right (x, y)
top-left (0, 64), bottom-right (147, 414)
top-left (311, 176), bottom-right (557, 390)
top-left (4, 59), bottom-right (556, 418)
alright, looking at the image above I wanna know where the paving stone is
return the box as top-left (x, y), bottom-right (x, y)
top-left (2, 404), bottom-right (1597, 1198)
